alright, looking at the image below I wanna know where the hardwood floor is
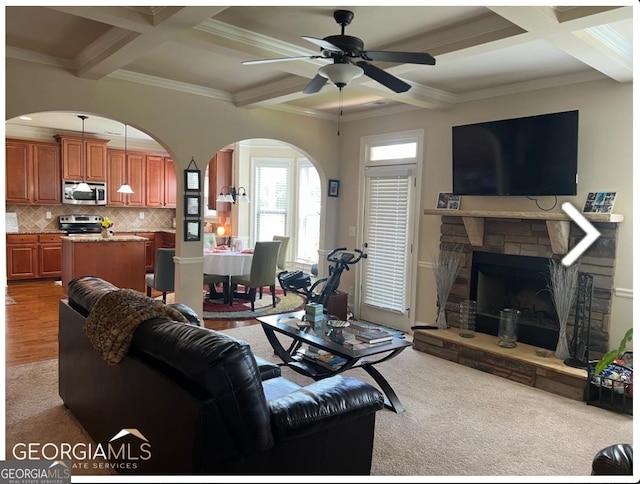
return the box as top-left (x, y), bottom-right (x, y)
top-left (5, 279), bottom-right (258, 367)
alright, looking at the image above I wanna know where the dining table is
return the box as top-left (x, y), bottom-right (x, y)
top-left (203, 248), bottom-right (254, 303)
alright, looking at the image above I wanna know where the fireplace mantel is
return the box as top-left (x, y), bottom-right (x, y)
top-left (423, 209), bottom-right (624, 255)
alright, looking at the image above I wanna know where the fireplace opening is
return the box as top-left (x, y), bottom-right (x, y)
top-left (469, 251), bottom-right (559, 350)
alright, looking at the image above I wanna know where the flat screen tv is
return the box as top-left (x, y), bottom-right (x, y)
top-left (452, 110), bottom-right (578, 196)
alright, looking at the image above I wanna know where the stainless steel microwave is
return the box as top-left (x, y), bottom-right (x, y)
top-left (62, 180), bottom-right (107, 205)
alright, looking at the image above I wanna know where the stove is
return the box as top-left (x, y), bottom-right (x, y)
top-left (58, 214), bottom-right (103, 235)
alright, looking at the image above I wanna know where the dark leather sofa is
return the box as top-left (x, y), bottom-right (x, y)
top-left (58, 276), bottom-right (384, 475)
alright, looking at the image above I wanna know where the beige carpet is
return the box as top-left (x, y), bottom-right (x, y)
top-left (5, 324), bottom-right (634, 480)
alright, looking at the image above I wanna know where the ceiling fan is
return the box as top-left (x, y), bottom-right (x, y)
top-left (243, 9), bottom-right (436, 94)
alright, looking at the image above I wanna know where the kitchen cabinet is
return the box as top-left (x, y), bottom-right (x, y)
top-left (159, 231), bottom-right (176, 248)
top-left (38, 234), bottom-right (63, 277)
top-left (6, 234), bottom-right (38, 279)
top-left (6, 139), bottom-right (61, 205)
top-left (6, 234), bottom-right (63, 280)
top-left (106, 150), bottom-right (145, 207)
top-left (164, 157), bottom-right (176, 208)
top-left (134, 232), bottom-right (156, 272)
top-left (55, 135), bottom-right (108, 182)
top-left (61, 237), bottom-right (146, 294)
top-left (208, 149), bottom-right (233, 211)
top-left (146, 155), bottom-right (165, 207)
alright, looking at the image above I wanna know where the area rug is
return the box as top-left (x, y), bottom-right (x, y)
top-left (5, 326), bottom-right (633, 478)
top-left (162, 289), bottom-right (306, 321)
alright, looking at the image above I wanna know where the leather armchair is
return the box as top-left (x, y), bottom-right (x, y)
top-left (592, 443), bottom-right (633, 475)
top-left (59, 276), bottom-right (384, 475)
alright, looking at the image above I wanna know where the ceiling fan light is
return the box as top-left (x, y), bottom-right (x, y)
top-left (117, 183), bottom-right (134, 194)
top-left (74, 182), bottom-right (92, 193)
top-left (318, 63), bottom-right (363, 88)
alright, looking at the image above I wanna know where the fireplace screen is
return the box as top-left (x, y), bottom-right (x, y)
top-left (470, 251), bottom-right (559, 350)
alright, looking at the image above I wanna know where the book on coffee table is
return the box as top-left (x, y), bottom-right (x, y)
top-left (354, 328), bottom-right (393, 344)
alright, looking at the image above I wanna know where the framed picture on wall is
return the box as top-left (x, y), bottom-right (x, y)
top-left (328, 179), bottom-right (340, 197)
top-left (184, 194), bottom-right (201, 217)
top-left (184, 169), bottom-right (201, 192)
top-left (184, 219), bottom-right (201, 242)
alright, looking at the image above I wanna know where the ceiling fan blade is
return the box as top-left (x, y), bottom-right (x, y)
top-left (303, 74), bottom-right (328, 94)
top-left (356, 61), bottom-right (411, 93)
top-left (302, 36), bottom-right (343, 53)
top-left (243, 55), bottom-right (323, 65)
top-left (362, 51), bottom-right (436, 66)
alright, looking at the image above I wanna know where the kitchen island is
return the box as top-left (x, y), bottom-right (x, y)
top-left (61, 235), bottom-right (147, 294)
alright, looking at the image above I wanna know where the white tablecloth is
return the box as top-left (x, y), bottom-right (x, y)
top-left (203, 251), bottom-right (253, 276)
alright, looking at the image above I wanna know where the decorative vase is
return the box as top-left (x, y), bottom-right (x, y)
top-left (459, 300), bottom-right (476, 338)
top-left (555, 319), bottom-right (570, 360)
top-left (436, 306), bottom-right (447, 329)
top-left (498, 308), bottom-right (520, 348)
top-left (101, 229), bottom-right (113, 239)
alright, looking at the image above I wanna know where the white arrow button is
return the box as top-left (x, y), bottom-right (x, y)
top-left (561, 202), bottom-right (600, 266)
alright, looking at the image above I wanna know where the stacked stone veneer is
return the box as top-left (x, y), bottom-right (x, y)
top-left (438, 215), bottom-right (618, 359)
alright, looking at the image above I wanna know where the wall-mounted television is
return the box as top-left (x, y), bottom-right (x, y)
top-left (452, 110), bottom-right (578, 196)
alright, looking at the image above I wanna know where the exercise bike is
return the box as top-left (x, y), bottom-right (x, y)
top-left (278, 247), bottom-right (367, 309)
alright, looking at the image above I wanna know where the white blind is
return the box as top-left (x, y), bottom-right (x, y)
top-left (255, 164), bottom-right (289, 241)
top-left (362, 168), bottom-right (412, 313)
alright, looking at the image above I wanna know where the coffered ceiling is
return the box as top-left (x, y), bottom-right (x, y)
top-left (5, 4), bottom-right (634, 136)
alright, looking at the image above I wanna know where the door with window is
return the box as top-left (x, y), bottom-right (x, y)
top-left (357, 134), bottom-right (422, 331)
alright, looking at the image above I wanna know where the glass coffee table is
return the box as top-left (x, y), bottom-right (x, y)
top-left (257, 310), bottom-right (412, 413)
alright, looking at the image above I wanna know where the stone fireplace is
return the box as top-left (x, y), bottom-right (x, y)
top-left (427, 210), bottom-right (622, 358)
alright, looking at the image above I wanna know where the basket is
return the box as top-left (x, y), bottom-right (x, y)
top-left (586, 355), bottom-right (633, 415)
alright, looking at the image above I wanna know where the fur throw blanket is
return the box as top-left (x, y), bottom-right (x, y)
top-left (84, 288), bottom-right (189, 365)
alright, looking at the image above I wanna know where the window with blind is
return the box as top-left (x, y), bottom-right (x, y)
top-left (252, 158), bottom-right (320, 266)
top-left (254, 163), bottom-right (290, 242)
top-left (362, 165), bottom-right (413, 313)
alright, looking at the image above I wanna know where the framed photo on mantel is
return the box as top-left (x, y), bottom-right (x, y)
top-left (583, 191), bottom-right (617, 214)
top-left (436, 192), bottom-right (461, 210)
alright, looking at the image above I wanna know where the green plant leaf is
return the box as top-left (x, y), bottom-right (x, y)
top-left (594, 327), bottom-right (633, 375)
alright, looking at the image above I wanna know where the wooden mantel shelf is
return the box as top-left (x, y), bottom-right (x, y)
top-left (423, 209), bottom-right (624, 255)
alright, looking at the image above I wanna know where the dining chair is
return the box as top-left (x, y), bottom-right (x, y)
top-left (267, 235), bottom-right (290, 296)
top-left (146, 248), bottom-right (175, 303)
top-left (230, 240), bottom-right (281, 311)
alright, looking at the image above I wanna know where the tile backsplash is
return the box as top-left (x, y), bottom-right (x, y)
top-left (6, 204), bottom-right (176, 232)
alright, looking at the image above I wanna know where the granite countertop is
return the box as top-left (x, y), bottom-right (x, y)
top-left (61, 235), bottom-right (148, 242)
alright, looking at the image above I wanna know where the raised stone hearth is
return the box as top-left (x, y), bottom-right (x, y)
top-left (413, 328), bottom-right (587, 400)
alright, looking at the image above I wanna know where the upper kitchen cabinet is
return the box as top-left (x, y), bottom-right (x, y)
top-left (208, 149), bottom-right (233, 211)
top-left (6, 139), bottom-right (61, 205)
top-left (55, 135), bottom-right (108, 182)
top-left (164, 157), bottom-right (176, 208)
top-left (107, 150), bottom-right (145, 207)
top-left (146, 155), bottom-right (165, 207)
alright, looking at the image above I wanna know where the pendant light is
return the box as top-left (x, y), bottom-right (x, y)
top-left (73, 115), bottom-right (92, 192)
top-left (117, 123), bottom-right (134, 194)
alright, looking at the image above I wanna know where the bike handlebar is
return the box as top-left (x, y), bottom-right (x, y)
top-left (326, 247), bottom-right (367, 265)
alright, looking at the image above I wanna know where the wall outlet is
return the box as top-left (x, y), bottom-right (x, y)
top-left (139, 212), bottom-right (145, 220)
top-left (45, 211), bottom-right (52, 219)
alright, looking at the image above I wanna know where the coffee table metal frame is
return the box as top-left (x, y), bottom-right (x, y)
top-left (257, 310), bottom-right (412, 413)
